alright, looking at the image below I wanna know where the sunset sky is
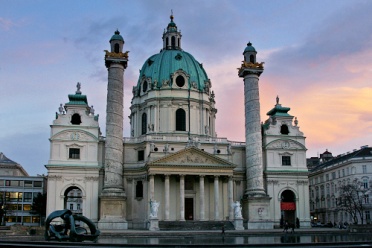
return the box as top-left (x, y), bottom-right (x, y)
top-left (1, 0), bottom-right (371, 176)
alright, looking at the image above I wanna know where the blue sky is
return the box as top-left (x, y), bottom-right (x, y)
top-left (1, 0), bottom-right (371, 175)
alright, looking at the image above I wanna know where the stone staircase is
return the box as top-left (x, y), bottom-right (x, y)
top-left (159, 221), bottom-right (235, 231)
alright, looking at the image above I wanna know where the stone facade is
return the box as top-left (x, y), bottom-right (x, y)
top-left (45, 16), bottom-right (310, 230)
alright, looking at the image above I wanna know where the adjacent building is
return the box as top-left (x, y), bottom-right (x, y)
top-left (0, 152), bottom-right (47, 226)
top-left (308, 146), bottom-right (372, 225)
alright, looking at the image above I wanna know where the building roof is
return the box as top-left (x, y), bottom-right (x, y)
top-left (266, 104), bottom-right (292, 117)
top-left (0, 152), bottom-right (17, 164)
top-left (310, 146), bottom-right (372, 172)
top-left (65, 92), bottom-right (88, 106)
top-left (0, 152), bottom-right (29, 176)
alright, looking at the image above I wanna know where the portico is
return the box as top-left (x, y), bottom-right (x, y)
top-left (147, 147), bottom-right (236, 221)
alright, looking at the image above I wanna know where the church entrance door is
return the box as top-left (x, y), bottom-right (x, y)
top-left (280, 190), bottom-right (296, 226)
top-left (185, 198), bottom-right (194, 220)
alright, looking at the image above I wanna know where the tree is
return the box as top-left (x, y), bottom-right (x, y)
top-left (30, 192), bottom-right (47, 226)
top-left (336, 179), bottom-right (369, 225)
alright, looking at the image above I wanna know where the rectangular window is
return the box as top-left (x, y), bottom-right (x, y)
top-left (33, 181), bottom-right (42, 188)
top-left (9, 192), bottom-right (19, 202)
top-left (338, 170), bottom-right (340, 178)
top-left (135, 181), bottom-right (143, 198)
top-left (326, 174), bottom-right (329, 181)
top-left (8, 204), bottom-right (18, 210)
top-left (332, 172), bottom-right (336, 179)
top-left (10, 181), bottom-right (20, 187)
top-left (24, 181), bottom-right (33, 187)
top-left (138, 150), bottom-right (144, 161)
top-left (32, 216), bottom-right (40, 223)
top-left (342, 169), bottom-right (345, 177)
top-left (366, 211), bottom-right (371, 222)
top-left (77, 204), bottom-right (80, 210)
top-left (23, 216), bottom-right (31, 223)
top-left (69, 148), bottom-right (80, 159)
top-left (70, 204), bottom-right (73, 210)
top-left (23, 204), bottom-right (31, 211)
top-left (364, 195), bottom-right (369, 204)
top-left (363, 179), bottom-right (369, 189)
top-left (23, 192), bottom-right (33, 202)
top-left (363, 165), bottom-right (367, 174)
top-left (282, 156), bottom-right (291, 166)
top-left (18, 192), bottom-right (23, 201)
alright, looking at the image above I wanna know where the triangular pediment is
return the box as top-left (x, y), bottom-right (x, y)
top-left (147, 147), bottom-right (235, 168)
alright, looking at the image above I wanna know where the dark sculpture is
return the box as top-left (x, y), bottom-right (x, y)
top-left (45, 209), bottom-right (100, 242)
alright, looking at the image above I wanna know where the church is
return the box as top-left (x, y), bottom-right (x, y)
top-left (45, 15), bottom-right (310, 230)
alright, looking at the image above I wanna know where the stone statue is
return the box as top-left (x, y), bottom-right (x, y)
top-left (164, 143), bottom-right (169, 153)
top-left (150, 142), bottom-right (155, 152)
top-left (205, 125), bottom-right (209, 135)
top-left (227, 143), bottom-right (232, 155)
top-left (58, 103), bottom-right (64, 114)
top-left (149, 200), bottom-right (159, 218)
top-left (276, 95), bottom-right (279, 105)
top-left (294, 117), bottom-right (298, 126)
top-left (90, 105), bottom-right (95, 115)
top-left (214, 143), bottom-right (218, 154)
top-left (76, 82), bottom-right (81, 94)
top-left (233, 201), bottom-right (242, 218)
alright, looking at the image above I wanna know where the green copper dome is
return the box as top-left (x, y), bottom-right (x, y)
top-left (244, 42), bottom-right (256, 53)
top-left (137, 49), bottom-right (209, 91)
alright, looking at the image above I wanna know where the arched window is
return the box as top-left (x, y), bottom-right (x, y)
top-left (166, 37), bottom-right (169, 47)
top-left (280, 124), bottom-right (289, 135)
top-left (71, 113), bottom-right (81, 125)
top-left (114, 43), bottom-right (120, 53)
top-left (171, 36), bottom-right (176, 48)
top-left (250, 54), bottom-right (255, 63)
top-left (141, 113), bottom-right (147, 135)
top-left (176, 108), bottom-right (186, 131)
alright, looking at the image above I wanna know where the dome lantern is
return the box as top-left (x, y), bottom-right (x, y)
top-left (162, 13), bottom-right (182, 50)
top-left (243, 41), bottom-right (257, 63)
top-left (110, 29), bottom-right (124, 53)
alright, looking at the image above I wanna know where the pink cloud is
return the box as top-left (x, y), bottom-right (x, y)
top-left (0, 17), bottom-right (16, 30)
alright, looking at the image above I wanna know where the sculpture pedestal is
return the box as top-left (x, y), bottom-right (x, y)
top-left (243, 195), bottom-right (273, 229)
top-left (234, 218), bottom-right (244, 230)
top-left (98, 190), bottom-right (127, 230)
top-left (149, 218), bottom-right (159, 231)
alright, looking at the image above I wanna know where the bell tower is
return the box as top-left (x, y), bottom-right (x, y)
top-left (238, 42), bottom-right (273, 229)
top-left (98, 30), bottom-right (129, 230)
